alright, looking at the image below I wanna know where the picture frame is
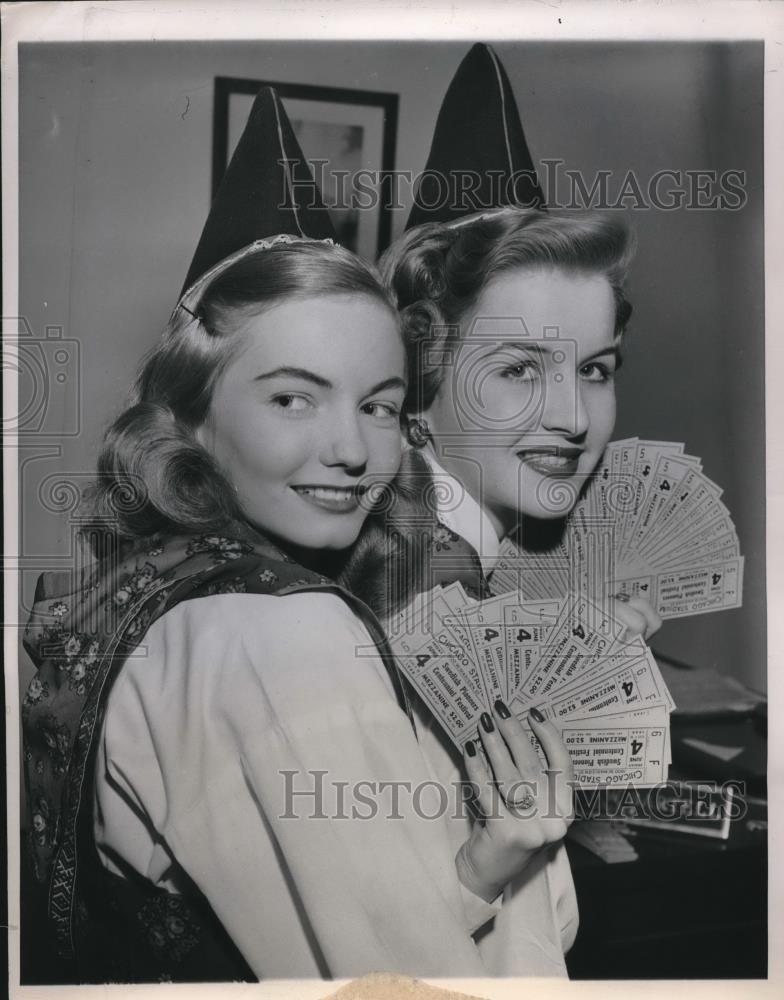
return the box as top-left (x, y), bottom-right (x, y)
top-left (212, 75), bottom-right (399, 260)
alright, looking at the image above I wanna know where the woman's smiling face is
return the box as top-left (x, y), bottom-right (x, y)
top-left (196, 293), bottom-right (406, 552)
top-left (423, 267), bottom-right (619, 534)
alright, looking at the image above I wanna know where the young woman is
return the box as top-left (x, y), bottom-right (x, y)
top-left (381, 42), bottom-right (662, 643)
top-left (21, 88), bottom-right (577, 983)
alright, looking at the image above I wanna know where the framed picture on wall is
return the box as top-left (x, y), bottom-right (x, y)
top-left (212, 76), bottom-right (398, 260)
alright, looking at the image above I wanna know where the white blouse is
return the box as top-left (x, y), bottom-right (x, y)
top-left (421, 449), bottom-right (501, 574)
top-left (94, 591), bottom-right (577, 979)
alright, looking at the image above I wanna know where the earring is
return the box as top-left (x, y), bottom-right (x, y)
top-left (406, 418), bottom-right (431, 449)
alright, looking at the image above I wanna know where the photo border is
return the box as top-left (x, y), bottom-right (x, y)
top-left (3, 3), bottom-right (783, 1000)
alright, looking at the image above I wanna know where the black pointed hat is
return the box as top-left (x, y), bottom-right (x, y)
top-left (181, 86), bottom-right (336, 298)
top-left (406, 43), bottom-right (544, 230)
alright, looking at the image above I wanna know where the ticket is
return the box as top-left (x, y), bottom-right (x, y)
top-left (560, 723), bottom-right (668, 787)
top-left (616, 558), bottom-right (744, 618)
top-left (516, 701), bottom-right (669, 785)
top-left (638, 466), bottom-right (724, 558)
top-left (388, 583), bottom-right (485, 699)
top-left (625, 454), bottom-right (701, 560)
top-left (617, 517), bottom-right (739, 579)
top-left (566, 702), bottom-right (672, 764)
top-left (617, 441), bottom-right (688, 563)
top-left (534, 645), bottom-right (670, 723)
top-left (657, 533), bottom-right (740, 572)
top-left (488, 538), bottom-right (525, 597)
top-left (509, 592), bottom-right (626, 708)
top-left (427, 590), bottom-right (486, 701)
top-left (456, 593), bottom-right (514, 705)
top-left (616, 439), bottom-right (641, 543)
top-left (503, 600), bottom-right (560, 700)
top-left (565, 516), bottom-right (618, 598)
top-left (653, 510), bottom-right (735, 565)
top-left (638, 478), bottom-right (724, 563)
top-left (653, 558), bottom-right (744, 618)
top-left (394, 630), bottom-right (484, 749)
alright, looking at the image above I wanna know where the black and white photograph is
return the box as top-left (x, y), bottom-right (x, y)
top-left (4, 2), bottom-right (782, 997)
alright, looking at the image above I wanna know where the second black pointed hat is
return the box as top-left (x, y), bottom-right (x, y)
top-left (406, 43), bottom-right (545, 230)
top-left (181, 86), bottom-right (336, 297)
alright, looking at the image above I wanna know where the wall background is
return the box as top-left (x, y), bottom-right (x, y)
top-left (18, 40), bottom-right (765, 691)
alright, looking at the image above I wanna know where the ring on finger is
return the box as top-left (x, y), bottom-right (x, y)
top-left (613, 592), bottom-right (631, 603)
top-left (505, 789), bottom-right (536, 810)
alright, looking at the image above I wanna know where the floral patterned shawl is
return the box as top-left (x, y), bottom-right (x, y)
top-left (21, 529), bottom-right (413, 964)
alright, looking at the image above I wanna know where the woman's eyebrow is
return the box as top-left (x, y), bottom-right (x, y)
top-left (478, 341), bottom-right (544, 360)
top-left (480, 342), bottom-right (621, 364)
top-left (253, 369), bottom-right (407, 394)
top-left (253, 366), bottom-right (332, 388)
top-left (581, 346), bottom-right (622, 365)
top-left (365, 376), bottom-right (407, 395)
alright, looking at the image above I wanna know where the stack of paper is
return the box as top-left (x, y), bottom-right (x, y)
top-left (490, 439), bottom-right (744, 619)
top-left (389, 585), bottom-right (675, 788)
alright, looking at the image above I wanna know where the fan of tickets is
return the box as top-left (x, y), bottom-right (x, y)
top-left (389, 585), bottom-right (674, 788)
top-left (490, 438), bottom-right (744, 619)
top-left (387, 440), bottom-right (743, 788)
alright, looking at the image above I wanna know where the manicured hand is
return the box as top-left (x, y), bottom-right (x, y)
top-left (456, 701), bottom-right (575, 903)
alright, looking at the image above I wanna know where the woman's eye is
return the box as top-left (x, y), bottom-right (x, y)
top-left (362, 401), bottom-right (400, 420)
top-left (579, 362), bottom-right (614, 383)
top-left (272, 393), bottom-right (312, 413)
top-left (500, 360), bottom-right (538, 381)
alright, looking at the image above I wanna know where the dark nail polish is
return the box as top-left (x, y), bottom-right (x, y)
top-left (529, 706), bottom-right (545, 723)
top-left (481, 712), bottom-right (495, 733)
top-left (494, 699), bottom-right (511, 720)
top-left (465, 739), bottom-right (477, 757)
